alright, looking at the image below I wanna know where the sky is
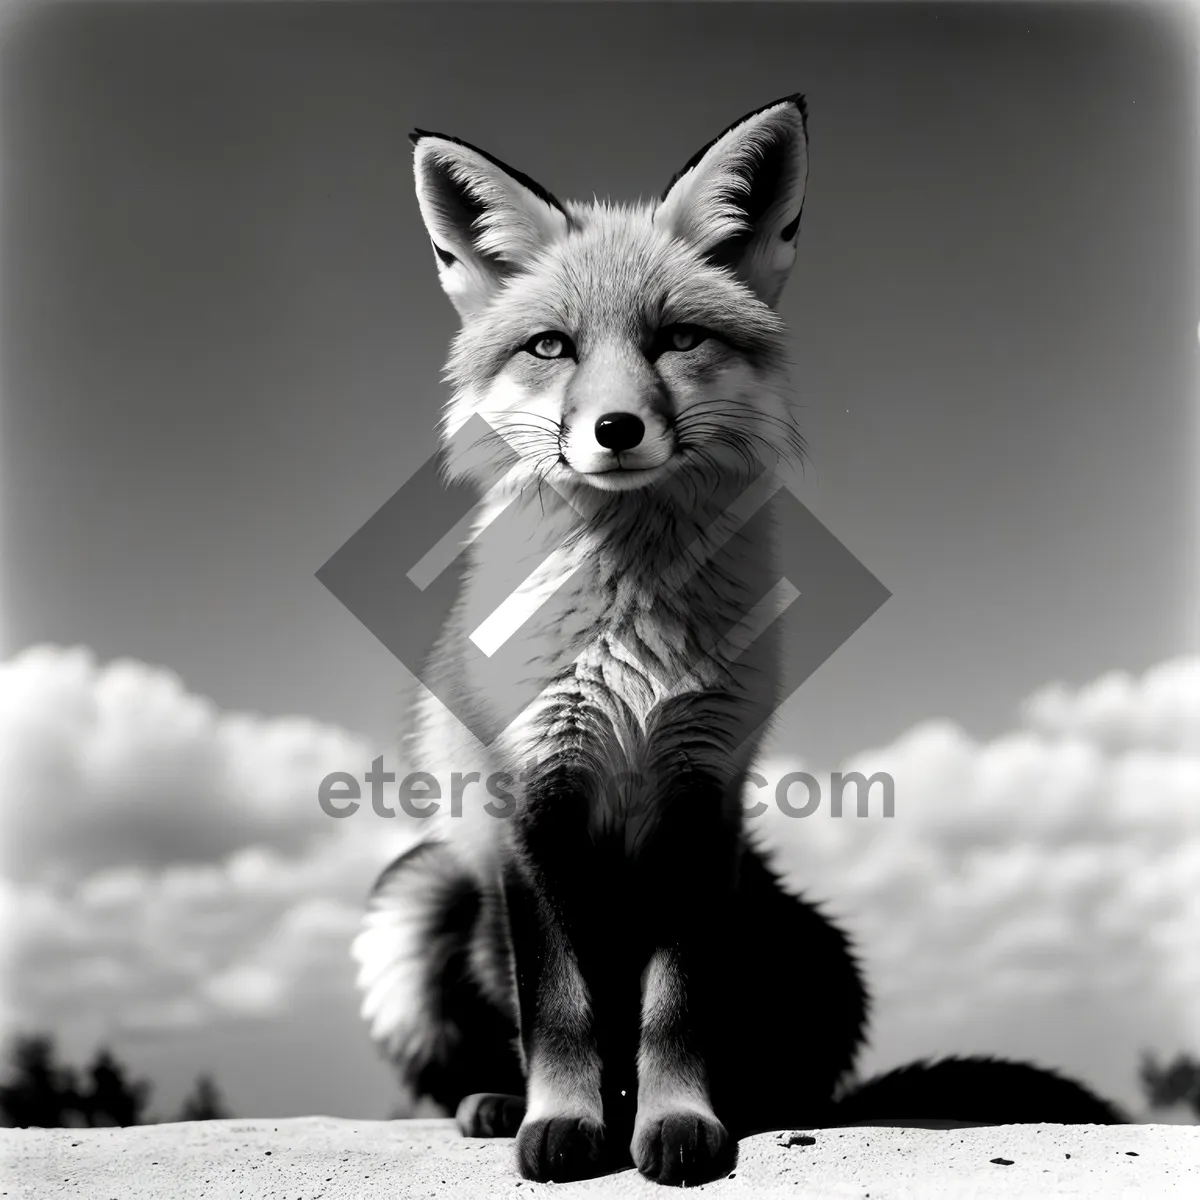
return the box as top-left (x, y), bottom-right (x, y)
top-left (0, 0), bottom-right (1197, 1121)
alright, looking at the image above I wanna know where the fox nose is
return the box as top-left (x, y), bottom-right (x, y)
top-left (594, 412), bottom-right (645, 452)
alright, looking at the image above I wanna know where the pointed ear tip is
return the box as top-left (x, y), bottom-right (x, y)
top-left (780, 93), bottom-right (808, 132)
top-left (745, 93), bottom-right (807, 138)
top-left (410, 128), bottom-right (449, 152)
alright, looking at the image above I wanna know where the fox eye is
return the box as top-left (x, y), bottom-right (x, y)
top-left (523, 331), bottom-right (576, 360)
top-left (658, 324), bottom-right (709, 354)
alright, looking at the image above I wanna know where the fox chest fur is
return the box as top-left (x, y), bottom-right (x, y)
top-left (412, 479), bottom-right (782, 872)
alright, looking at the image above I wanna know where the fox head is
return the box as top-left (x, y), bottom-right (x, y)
top-left (412, 96), bottom-right (809, 499)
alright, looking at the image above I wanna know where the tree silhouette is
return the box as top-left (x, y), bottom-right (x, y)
top-left (1140, 1051), bottom-right (1200, 1118)
top-left (79, 1047), bottom-right (152, 1127)
top-left (176, 1073), bottom-right (230, 1121)
top-left (0, 1034), bottom-right (83, 1127)
top-left (1, 1034), bottom-right (236, 1127)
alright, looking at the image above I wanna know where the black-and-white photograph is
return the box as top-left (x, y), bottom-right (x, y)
top-left (1, 1), bottom-right (1197, 1195)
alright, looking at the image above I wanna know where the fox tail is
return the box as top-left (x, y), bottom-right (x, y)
top-left (828, 1056), bottom-right (1127, 1126)
top-left (350, 837), bottom-right (522, 1112)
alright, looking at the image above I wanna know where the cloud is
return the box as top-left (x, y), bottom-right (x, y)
top-left (1021, 659), bottom-right (1200, 754)
top-left (753, 655), bottom-right (1200, 1109)
top-left (0, 828), bottom-right (397, 1041)
top-left (0, 644), bottom-right (390, 881)
top-left (0, 644), bottom-right (419, 1045)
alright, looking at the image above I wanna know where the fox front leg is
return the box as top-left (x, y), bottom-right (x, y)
top-left (627, 766), bottom-right (741, 1185)
top-left (502, 771), bottom-right (610, 1183)
top-left (632, 945), bottom-right (736, 1185)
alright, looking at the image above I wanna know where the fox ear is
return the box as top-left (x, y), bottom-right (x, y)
top-left (410, 131), bottom-right (571, 319)
top-left (656, 95), bottom-right (809, 307)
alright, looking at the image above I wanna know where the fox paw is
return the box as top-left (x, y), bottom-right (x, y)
top-left (516, 1114), bottom-right (606, 1182)
top-left (632, 1109), bottom-right (735, 1186)
top-left (455, 1093), bottom-right (526, 1138)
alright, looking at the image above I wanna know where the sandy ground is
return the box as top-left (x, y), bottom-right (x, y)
top-left (2, 1117), bottom-right (1197, 1198)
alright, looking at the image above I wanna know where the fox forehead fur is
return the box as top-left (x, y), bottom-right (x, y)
top-left (411, 96), bottom-right (810, 498)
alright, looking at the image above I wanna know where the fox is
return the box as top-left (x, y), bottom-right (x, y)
top-left (350, 96), bottom-right (1126, 1187)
